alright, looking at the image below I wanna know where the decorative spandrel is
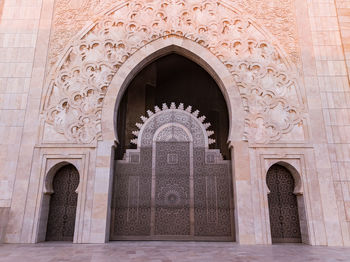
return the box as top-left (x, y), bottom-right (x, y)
top-left (110, 103), bottom-right (234, 241)
top-left (267, 164), bottom-right (301, 243)
top-left (44, 1), bottom-right (305, 145)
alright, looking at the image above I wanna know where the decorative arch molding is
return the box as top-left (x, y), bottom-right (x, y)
top-left (107, 41), bottom-right (240, 144)
top-left (266, 160), bottom-right (303, 195)
top-left (133, 102), bottom-right (215, 148)
top-left (42, 0), bottom-right (305, 144)
top-left (154, 123), bottom-right (193, 144)
top-left (44, 161), bottom-right (80, 195)
top-left (121, 102), bottom-right (226, 164)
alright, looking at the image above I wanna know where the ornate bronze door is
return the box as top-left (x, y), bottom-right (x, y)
top-left (267, 164), bottom-right (301, 243)
top-left (154, 141), bottom-right (191, 236)
top-left (110, 104), bottom-right (234, 241)
top-left (46, 164), bottom-right (79, 241)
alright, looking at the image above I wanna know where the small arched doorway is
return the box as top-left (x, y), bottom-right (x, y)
top-left (46, 164), bottom-right (79, 241)
top-left (267, 164), bottom-right (302, 243)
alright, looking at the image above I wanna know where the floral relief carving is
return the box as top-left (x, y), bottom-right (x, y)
top-left (49, 0), bottom-right (299, 67)
top-left (48, 0), bottom-right (121, 68)
top-left (44, 0), bottom-right (304, 144)
top-left (234, 0), bottom-right (299, 64)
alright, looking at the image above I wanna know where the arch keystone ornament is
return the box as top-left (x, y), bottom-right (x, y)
top-left (110, 102), bottom-right (233, 240)
top-left (43, 0), bottom-right (305, 144)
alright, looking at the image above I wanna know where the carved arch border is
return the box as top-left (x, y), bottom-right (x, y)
top-left (44, 161), bottom-right (80, 195)
top-left (41, 0), bottom-right (306, 145)
top-left (265, 160), bottom-right (303, 195)
top-left (106, 42), bottom-right (241, 146)
top-left (102, 38), bottom-right (244, 143)
top-left (153, 122), bottom-right (193, 143)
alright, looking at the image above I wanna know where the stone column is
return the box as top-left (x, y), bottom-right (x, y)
top-left (3, 0), bottom-right (55, 243)
top-left (230, 141), bottom-right (256, 244)
top-left (89, 140), bottom-right (115, 243)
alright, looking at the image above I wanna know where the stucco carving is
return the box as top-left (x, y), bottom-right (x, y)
top-left (44, 0), bottom-right (304, 144)
top-left (48, 0), bottom-right (298, 67)
top-left (48, 0), bottom-right (120, 69)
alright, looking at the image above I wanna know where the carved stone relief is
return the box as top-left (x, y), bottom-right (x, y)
top-left (49, 0), bottom-right (299, 68)
top-left (43, 0), bottom-right (305, 144)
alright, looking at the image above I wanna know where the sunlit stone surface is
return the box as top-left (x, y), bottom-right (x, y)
top-left (1, 242), bottom-right (350, 262)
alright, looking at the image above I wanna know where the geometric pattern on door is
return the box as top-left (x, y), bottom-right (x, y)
top-left (46, 164), bottom-right (79, 241)
top-left (110, 103), bottom-right (234, 241)
top-left (266, 164), bottom-right (302, 243)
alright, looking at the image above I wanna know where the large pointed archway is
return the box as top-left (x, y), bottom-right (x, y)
top-left (115, 54), bottom-right (231, 160)
top-left (110, 54), bottom-right (234, 241)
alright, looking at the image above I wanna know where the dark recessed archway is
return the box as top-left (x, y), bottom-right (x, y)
top-left (116, 53), bottom-right (230, 160)
top-left (111, 53), bottom-right (234, 241)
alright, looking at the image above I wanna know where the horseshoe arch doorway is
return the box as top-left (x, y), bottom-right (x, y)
top-left (45, 164), bottom-right (79, 241)
top-left (110, 53), bottom-right (234, 241)
top-left (267, 164), bottom-right (302, 243)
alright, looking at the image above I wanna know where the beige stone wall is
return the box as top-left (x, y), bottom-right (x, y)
top-left (0, 0), bottom-right (44, 240)
top-left (0, 0), bottom-right (350, 246)
top-left (0, 0), bottom-right (55, 243)
top-left (306, 0), bottom-right (350, 245)
top-left (336, 0), bottom-right (350, 74)
top-left (334, 0), bottom-right (350, 244)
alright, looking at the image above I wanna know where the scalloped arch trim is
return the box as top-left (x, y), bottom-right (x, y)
top-left (132, 102), bottom-right (215, 148)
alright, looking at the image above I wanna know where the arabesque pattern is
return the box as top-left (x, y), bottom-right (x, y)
top-left (267, 164), bottom-right (301, 243)
top-left (49, 0), bottom-right (298, 68)
top-left (44, 0), bottom-right (304, 144)
top-left (46, 164), bottom-right (80, 241)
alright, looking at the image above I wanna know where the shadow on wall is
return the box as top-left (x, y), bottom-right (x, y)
top-left (0, 207), bottom-right (9, 243)
top-left (0, 0), bottom-right (4, 20)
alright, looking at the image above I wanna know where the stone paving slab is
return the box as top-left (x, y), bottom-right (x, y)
top-left (1, 242), bottom-right (350, 262)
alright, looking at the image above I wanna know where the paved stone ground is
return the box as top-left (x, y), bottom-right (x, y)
top-left (1, 241), bottom-right (350, 262)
